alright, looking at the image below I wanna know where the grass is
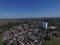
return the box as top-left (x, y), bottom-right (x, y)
top-left (0, 40), bottom-right (4, 45)
top-left (45, 36), bottom-right (60, 45)
top-left (10, 43), bottom-right (16, 45)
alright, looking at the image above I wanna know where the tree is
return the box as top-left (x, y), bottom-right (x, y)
top-left (44, 35), bottom-right (51, 41)
top-left (10, 43), bottom-right (16, 45)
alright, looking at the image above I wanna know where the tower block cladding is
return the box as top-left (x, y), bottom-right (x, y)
top-left (41, 22), bottom-right (48, 29)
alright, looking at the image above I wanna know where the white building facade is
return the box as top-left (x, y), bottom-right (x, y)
top-left (41, 22), bottom-right (48, 29)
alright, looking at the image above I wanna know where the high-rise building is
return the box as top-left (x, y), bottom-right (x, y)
top-left (41, 22), bottom-right (48, 29)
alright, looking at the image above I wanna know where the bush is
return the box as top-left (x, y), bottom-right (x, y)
top-left (10, 43), bottom-right (16, 45)
top-left (45, 31), bottom-right (49, 34)
top-left (44, 35), bottom-right (51, 41)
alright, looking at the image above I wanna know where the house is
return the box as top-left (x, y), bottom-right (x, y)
top-left (55, 32), bottom-right (60, 37)
top-left (49, 26), bottom-right (56, 29)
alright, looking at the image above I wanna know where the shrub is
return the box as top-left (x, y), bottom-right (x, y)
top-left (44, 35), bottom-right (51, 41)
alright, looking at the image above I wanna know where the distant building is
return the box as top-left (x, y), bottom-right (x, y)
top-left (49, 26), bottom-right (56, 29)
top-left (41, 22), bottom-right (48, 29)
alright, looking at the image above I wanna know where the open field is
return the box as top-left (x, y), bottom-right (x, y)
top-left (0, 40), bottom-right (4, 45)
top-left (45, 37), bottom-right (60, 45)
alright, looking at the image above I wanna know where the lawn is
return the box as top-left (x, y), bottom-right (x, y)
top-left (0, 40), bottom-right (4, 45)
top-left (45, 37), bottom-right (60, 45)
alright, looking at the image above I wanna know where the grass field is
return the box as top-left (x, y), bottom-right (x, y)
top-left (0, 40), bottom-right (4, 45)
top-left (45, 36), bottom-right (60, 45)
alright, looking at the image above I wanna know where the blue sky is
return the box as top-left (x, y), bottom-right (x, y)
top-left (0, 0), bottom-right (60, 18)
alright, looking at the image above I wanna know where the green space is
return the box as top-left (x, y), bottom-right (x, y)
top-left (0, 22), bottom-right (23, 34)
top-left (10, 43), bottom-right (16, 45)
top-left (0, 23), bottom-right (23, 29)
top-left (0, 40), bottom-right (4, 45)
top-left (44, 37), bottom-right (60, 45)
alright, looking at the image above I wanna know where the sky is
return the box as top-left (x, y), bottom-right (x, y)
top-left (0, 0), bottom-right (60, 18)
